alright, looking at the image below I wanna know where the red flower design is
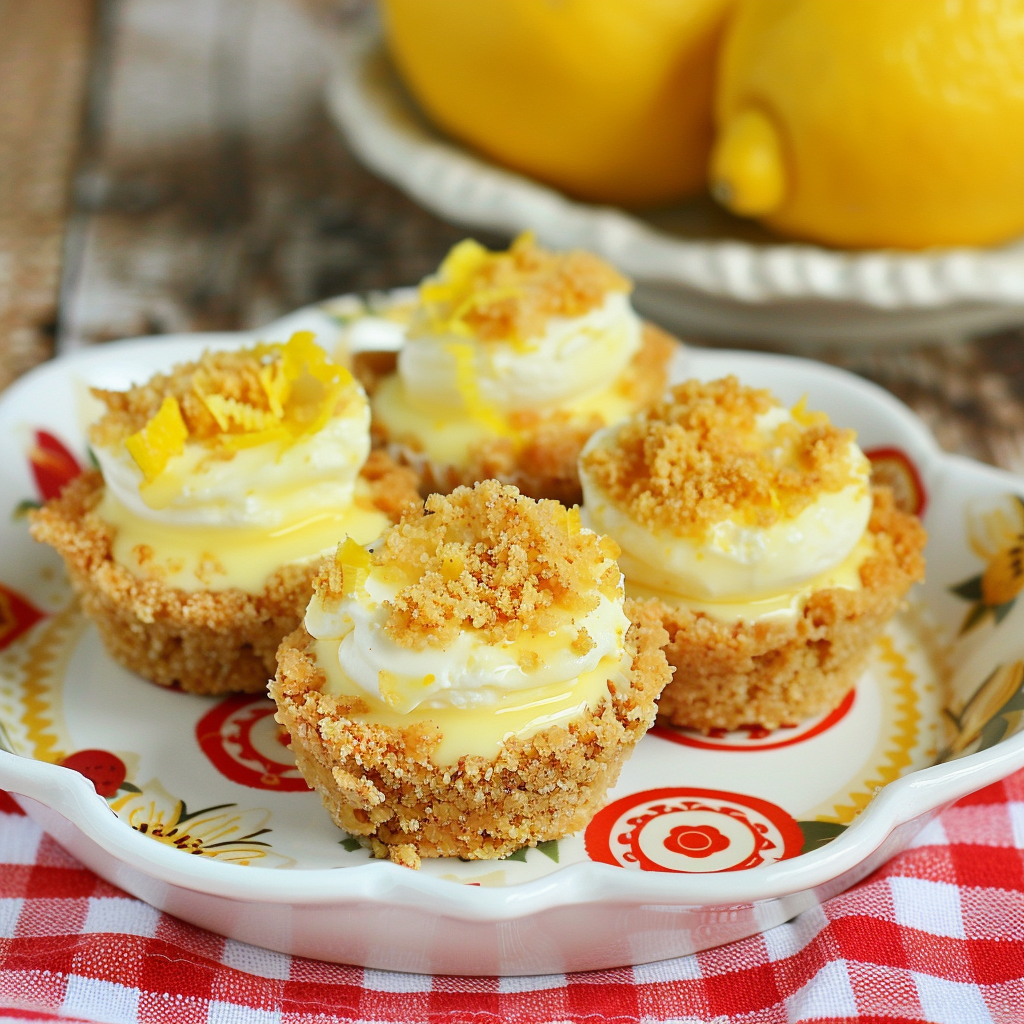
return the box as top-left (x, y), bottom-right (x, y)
top-left (59, 750), bottom-right (127, 798)
top-left (28, 431), bottom-right (82, 502)
top-left (865, 447), bottom-right (927, 517)
top-left (663, 823), bottom-right (730, 859)
top-left (196, 696), bottom-right (311, 791)
top-left (0, 583), bottom-right (44, 651)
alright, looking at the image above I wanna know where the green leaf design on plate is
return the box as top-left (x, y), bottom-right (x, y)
top-left (12, 499), bottom-right (41, 520)
top-left (959, 603), bottom-right (990, 636)
top-left (797, 820), bottom-right (847, 854)
top-left (536, 840), bottom-right (559, 863)
top-left (950, 574), bottom-right (984, 601)
top-left (176, 800), bottom-right (235, 824)
top-left (994, 601), bottom-right (1017, 625)
top-left (503, 841), bottom-right (559, 863)
top-left (205, 827), bottom-right (272, 849)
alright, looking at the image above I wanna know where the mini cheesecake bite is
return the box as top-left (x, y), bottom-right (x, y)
top-left (30, 332), bottom-right (418, 695)
top-left (271, 480), bottom-right (671, 868)
top-left (365, 233), bottom-right (676, 505)
top-left (579, 376), bottom-right (927, 732)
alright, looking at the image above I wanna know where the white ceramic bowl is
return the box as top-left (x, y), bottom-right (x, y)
top-left (2, 299), bottom-right (1024, 975)
top-left (327, 39), bottom-right (1024, 347)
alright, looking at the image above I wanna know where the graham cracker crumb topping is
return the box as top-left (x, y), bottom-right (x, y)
top-left (316, 480), bottom-right (622, 650)
top-left (89, 333), bottom-right (357, 452)
top-left (412, 233), bottom-right (631, 344)
top-left (581, 377), bottom-right (860, 537)
top-left (92, 350), bottom-right (271, 444)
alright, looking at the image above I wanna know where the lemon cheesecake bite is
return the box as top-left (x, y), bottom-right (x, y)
top-left (579, 377), bottom-right (927, 733)
top-left (365, 233), bottom-right (676, 506)
top-left (30, 332), bottom-right (418, 695)
top-left (271, 480), bottom-right (671, 867)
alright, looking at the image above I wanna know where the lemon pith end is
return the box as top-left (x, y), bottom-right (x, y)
top-left (710, 108), bottom-right (786, 217)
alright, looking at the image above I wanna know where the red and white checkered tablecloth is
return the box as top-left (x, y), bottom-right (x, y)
top-left (2, 775), bottom-right (1024, 1024)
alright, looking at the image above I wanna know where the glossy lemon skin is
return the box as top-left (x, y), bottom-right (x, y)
top-left (712, 0), bottom-right (1024, 249)
top-left (381, 0), bottom-right (734, 208)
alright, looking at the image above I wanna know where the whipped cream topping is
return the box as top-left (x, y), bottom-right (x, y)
top-left (397, 291), bottom-right (642, 416)
top-left (304, 551), bottom-right (631, 714)
top-left (94, 392), bottom-right (372, 529)
top-left (579, 408), bottom-right (873, 604)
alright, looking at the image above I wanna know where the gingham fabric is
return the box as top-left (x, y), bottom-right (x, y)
top-left (2, 776), bottom-right (1024, 1024)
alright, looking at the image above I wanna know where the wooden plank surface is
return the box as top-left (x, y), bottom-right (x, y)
top-left (0, 0), bottom-right (95, 391)
top-left (57, 0), bottom-right (483, 348)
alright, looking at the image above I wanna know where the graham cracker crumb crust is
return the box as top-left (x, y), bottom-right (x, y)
top-left (28, 453), bottom-right (419, 695)
top-left (272, 599), bottom-right (671, 866)
top-left (652, 487), bottom-right (928, 732)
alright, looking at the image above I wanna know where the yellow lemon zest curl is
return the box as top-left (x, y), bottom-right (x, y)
top-left (125, 331), bottom-right (356, 480)
top-left (336, 536), bottom-right (371, 598)
top-left (418, 234), bottom-right (537, 347)
top-left (444, 340), bottom-right (514, 439)
top-left (124, 396), bottom-right (188, 483)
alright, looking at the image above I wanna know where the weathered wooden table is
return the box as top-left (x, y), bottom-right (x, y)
top-left (2, 0), bottom-right (1023, 479)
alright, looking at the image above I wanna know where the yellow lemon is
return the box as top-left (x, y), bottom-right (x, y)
top-left (380, 0), bottom-right (735, 208)
top-left (710, 0), bottom-right (1024, 249)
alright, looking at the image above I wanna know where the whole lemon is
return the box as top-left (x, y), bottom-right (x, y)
top-left (710, 0), bottom-right (1024, 249)
top-left (380, 0), bottom-right (734, 208)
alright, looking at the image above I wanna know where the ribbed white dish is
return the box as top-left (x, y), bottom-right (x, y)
top-left (327, 39), bottom-right (1024, 346)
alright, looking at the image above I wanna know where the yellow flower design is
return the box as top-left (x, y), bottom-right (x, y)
top-left (951, 495), bottom-right (1024, 634)
top-left (109, 780), bottom-right (294, 867)
top-left (941, 661), bottom-right (1024, 762)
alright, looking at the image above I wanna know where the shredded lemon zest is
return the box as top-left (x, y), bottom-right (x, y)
top-left (336, 536), bottom-right (371, 597)
top-left (218, 425), bottom-right (292, 450)
top-left (445, 340), bottom-right (514, 438)
top-left (116, 331), bottom-right (362, 485)
top-left (419, 239), bottom-right (490, 312)
top-left (419, 234), bottom-right (535, 342)
top-left (258, 362), bottom-right (287, 418)
top-left (125, 396), bottom-right (188, 483)
top-left (440, 551), bottom-right (464, 581)
top-left (218, 331), bottom-right (355, 451)
top-left (200, 393), bottom-right (277, 433)
top-left (790, 394), bottom-right (826, 427)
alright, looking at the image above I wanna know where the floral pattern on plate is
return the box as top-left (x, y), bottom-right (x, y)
top-left (109, 779), bottom-right (294, 867)
top-left (951, 493), bottom-right (1024, 635)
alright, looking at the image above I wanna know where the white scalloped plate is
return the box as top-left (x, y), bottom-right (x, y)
top-left (327, 38), bottom-right (1024, 346)
top-left (2, 300), bottom-right (1024, 975)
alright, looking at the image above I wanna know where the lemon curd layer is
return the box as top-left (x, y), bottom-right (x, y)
top-left (372, 373), bottom-right (637, 470)
top-left (99, 481), bottom-right (389, 594)
top-left (625, 532), bottom-right (875, 626)
top-left (315, 640), bottom-right (622, 766)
